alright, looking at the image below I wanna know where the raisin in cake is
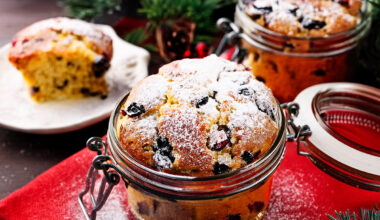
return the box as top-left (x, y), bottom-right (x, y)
top-left (8, 17), bottom-right (113, 102)
top-left (244, 0), bottom-right (362, 37)
top-left (117, 55), bottom-right (279, 176)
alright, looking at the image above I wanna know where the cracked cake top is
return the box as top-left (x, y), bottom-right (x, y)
top-left (243, 0), bottom-right (362, 37)
top-left (117, 55), bottom-right (279, 176)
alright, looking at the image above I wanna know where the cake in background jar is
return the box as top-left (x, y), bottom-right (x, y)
top-left (233, 0), bottom-right (370, 102)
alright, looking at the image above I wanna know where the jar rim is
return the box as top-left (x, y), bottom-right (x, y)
top-left (106, 92), bottom-right (287, 199)
top-left (293, 82), bottom-right (380, 191)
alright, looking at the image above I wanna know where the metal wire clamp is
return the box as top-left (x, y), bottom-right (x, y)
top-left (78, 137), bottom-right (123, 220)
top-left (216, 18), bottom-right (247, 63)
top-left (281, 102), bottom-right (312, 156)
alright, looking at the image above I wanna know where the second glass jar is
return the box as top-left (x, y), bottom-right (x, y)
top-left (234, 0), bottom-right (371, 102)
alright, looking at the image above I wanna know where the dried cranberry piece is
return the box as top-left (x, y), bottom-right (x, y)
top-left (250, 14), bottom-right (262, 20)
top-left (212, 139), bottom-right (230, 151)
top-left (155, 137), bottom-right (175, 162)
top-left (289, 7), bottom-right (298, 16)
top-left (120, 109), bottom-right (127, 116)
top-left (302, 18), bottom-right (326, 30)
top-left (92, 54), bottom-right (110, 78)
top-left (238, 88), bottom-right (252, 96)
top-left (227, 214), bottom-right (241, 220)
top-left (195, 97), bottom-right (209, 108)
top-left (255, 99), bottom-right (276, 121)
top-left (313, 69), bottom-right (326, 76)
top-left (80, 88), bottom-right (90, 95)
top-left (137, 202), bottom-right (150, 215)
top-left (338, 0), bottom-right (349, 7)
top-left (248, 201), bottom-right (265, 213)
top-left (126, 102), bottom-right (145, 117)
top-left (252, 150), bottom-right (261, 160)
top-left (100, 94), bottom-right (107, 100)
top-left (153, 200), bottom-right (160, 213)
top-left (256, 76), bottom-right (266, 83)
top-left (241, 151), bottom-right (254, 164)
top-left (157, 136), bottom-right (170, 149)
top-left (213, 162), bottom-right (230, 175)
top-left (253, 3), bottom-right (272, 14)
top-left (56, 79), bottom-right (68, 90)
top-left (31, 86), bottom-right (40, 94)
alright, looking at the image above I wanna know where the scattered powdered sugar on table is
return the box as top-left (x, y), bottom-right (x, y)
top-left (265, 169), bottom-right (325, 220)
top-left (67, 174), bottom-right (131, 220)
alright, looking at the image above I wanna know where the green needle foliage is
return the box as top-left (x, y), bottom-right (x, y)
top-left (326, 204), bottom-right (380, 220)
top-left (139, 0), bottom-right (220, 28)
top-left (369, 0), bottom-right (380, 16)
top-left (59, 0), bottom-right (121, 21)
top-left (357, 0), bottom-right (380, 87)
top-left (123, 27), bottom-right (158, 52)
top-left (138, 0), bottom-right (234, 43)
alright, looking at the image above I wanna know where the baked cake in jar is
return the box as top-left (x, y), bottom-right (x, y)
top-left (117, 54), bottom-right (279, 176)
top-left (116, 55), bottom-right (280, 220)
top-left (244, 0), bottom-right (362, 37)
top-left (8, 17), bottom-right (113, 102)
top-left (236, 0), bottom-right (368, 102)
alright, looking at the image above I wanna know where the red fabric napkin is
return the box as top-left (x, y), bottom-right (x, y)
top-left (0, 137), bottom-right (379, 220)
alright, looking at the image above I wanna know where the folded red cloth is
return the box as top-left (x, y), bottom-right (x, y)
top-left (0, 137), bottom-right (379, 220)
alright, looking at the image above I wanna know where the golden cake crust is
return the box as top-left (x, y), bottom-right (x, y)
top-left (7, 17), bottom-right (113, 102)
top-left (244, 0), bottom-right (362, 37)
top-left (118, 55), bottom-right (279, 176)
top-left (8, 17), bottom-right (113, 64)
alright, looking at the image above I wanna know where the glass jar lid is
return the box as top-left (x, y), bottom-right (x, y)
top-left (292, 82), bottom-right (380, 191)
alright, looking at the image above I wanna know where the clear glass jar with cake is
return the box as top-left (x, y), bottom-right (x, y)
top-left (78, 58), bottom-right (380, 219)
top-left (103, 92), bottom-right (286, 220)
top-left (78, 56), bottom-right (288, 220)
top-left (223, 0), bottom-right (372, 102)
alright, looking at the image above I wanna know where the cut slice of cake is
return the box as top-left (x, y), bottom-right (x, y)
top-left (8, 17), bottom-right (113, 102)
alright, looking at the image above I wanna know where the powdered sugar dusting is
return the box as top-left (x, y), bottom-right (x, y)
top-left (159, 55), bottom-right (247, 84)
top-left (158, 104), bottom-right (213, 170)
top-left (69, 176), bottom-right (131, 220)
top-left (126, 75), bottom-right (169, 113)
top-left (244, 0), bottom-right (361, 37)
top-left (123, 114), bottom-right (158, 141)
top-left (119, 55), bottom-right (279, 174)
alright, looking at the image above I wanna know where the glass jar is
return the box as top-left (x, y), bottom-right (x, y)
top-left (292, 82), bottom-right (380, 191)
top-left (79, 92), bottom-right (287, 220)
top-left (230, 0), bottom-right (371, 102)
top-left (78, 83), bottom-right (380, 219)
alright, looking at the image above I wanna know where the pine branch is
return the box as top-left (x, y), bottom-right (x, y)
top-left (122, 28), bottom-right (157, 53)
top-left (59, 0), bottom-right (121, 21)
top-left (138, 0), bottom-right (221, 32)
top-left (326, 204), bottom-right (380, 220)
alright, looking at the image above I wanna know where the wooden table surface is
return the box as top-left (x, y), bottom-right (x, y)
top-left (0, 0), bottom-right (110, 199)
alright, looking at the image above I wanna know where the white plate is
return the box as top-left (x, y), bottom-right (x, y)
top-left (0, 25), bottom-right (149, 134)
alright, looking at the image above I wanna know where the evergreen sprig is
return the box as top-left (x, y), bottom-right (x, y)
top-left (59, 0), bottom-right (121, 21)
top-left (357, 0), bottom-right (380, 87)
top-left (326, 204), bottom-right (380, 220)
top-left (123, 27), bottom-right (157, 52)
top-left (138, 0), bottom-right (222, 38)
